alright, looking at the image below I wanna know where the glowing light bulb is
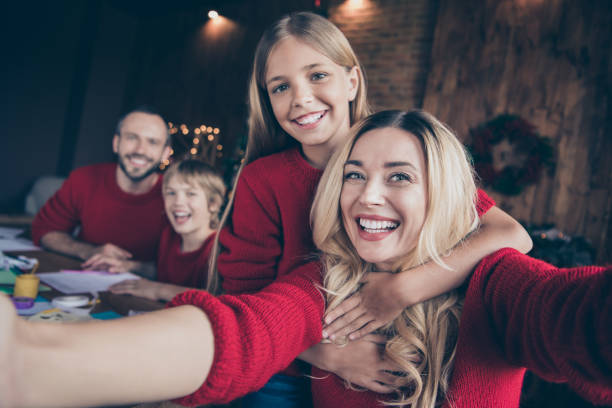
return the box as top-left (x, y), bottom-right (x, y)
top-left (213, 128), bottom-right (220, 134)
top-left (207, 134), bottom-right (214, 141)
top-left (190, 147), bottom-right (198, 155)
top-left (193, 138), bottom-right (200, 145)
top-left (208, 10), bottom-right (219, 19)
top-left (216, 144), bottom-right (223, 151)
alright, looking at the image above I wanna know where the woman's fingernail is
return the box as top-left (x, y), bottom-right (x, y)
top-left (322, 331), bottom-right (328, 338)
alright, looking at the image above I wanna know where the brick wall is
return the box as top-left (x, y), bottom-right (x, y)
top-left (328, 0), bottom-right (438, 111)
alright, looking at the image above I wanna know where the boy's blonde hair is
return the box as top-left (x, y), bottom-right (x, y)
top-left (207, 11), bottom-right (371, 293)
top-left (311, 110), bottom-right (480, 407)
top-left (163, 159), bottom-right (226, 229)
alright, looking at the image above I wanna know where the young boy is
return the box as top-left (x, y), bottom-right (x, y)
top-left (87, 159), bottom-right (226, 301)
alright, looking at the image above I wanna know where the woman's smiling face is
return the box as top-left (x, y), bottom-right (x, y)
top-left (340, 127), bottom-right (428, 270)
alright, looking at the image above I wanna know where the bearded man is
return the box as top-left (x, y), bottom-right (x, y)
top-left (32, 107), bottom-right (171, 265)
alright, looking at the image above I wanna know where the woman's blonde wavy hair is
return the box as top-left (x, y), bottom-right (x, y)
top-left (207, 11), bottom-right (371, 293)
top-left (311, 110), bottom-right (480, 407)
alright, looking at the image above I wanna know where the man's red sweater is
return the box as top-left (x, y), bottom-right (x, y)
top-left (31, 163), bottom-right (167, 261)
top-left (169, 249), bottom-right (611, 407)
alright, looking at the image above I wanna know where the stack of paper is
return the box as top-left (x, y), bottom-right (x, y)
top-left (38, 270), bottom-right (140, 294)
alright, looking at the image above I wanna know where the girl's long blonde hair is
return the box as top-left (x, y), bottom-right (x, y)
top-left (207, 11), bottom-right (371, 293)
top-left (311, 110), bottom-right (480, 407)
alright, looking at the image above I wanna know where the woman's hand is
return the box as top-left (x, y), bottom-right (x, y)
top-left (302, 334), bottom-right (402, 393)
top-left (323, 271), bottom-right (406, 341)
top-left (109, 278), bottom-right (162, 301)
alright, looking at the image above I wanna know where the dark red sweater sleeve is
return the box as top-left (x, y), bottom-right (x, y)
top-left (474, 249), bottom-right (612, 404)
top-left (475, 188), bottom-right (494, 216)
top-left (167, 262), bottom-right (325, 406)
top-left (31, 172), bottom-right (80, 244)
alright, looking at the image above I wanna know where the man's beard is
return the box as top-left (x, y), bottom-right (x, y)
top-left (117, 154), bottom-right (160, 183)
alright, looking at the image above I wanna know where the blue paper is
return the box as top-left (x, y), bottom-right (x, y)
top-left (91, 310), bottom-right (124, 320)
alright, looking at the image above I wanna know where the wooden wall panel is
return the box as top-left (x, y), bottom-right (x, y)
top-left (423, 0), bottom-right (612, 262)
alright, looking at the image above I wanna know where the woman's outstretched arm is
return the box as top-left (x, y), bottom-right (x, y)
top-left (1, 261), bottom-right (324, 408)
top-left (474, 248), bottom-right (612, 404)
top-left (1, 297), bottom-right (213, 408)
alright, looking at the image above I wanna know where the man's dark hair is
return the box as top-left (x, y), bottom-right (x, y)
top-left (115, 106), bottom-right (171, 145)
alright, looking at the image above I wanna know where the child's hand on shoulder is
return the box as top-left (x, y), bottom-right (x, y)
top-left (323, 271), bottom-right (406, 341)
top-left (311, 334), bottom-right (403, 393)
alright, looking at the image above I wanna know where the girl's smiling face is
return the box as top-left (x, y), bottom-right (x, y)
top-left (265, 36), bottom-right (359, 168)
top-left (340, 127), bottom-right (428, 270)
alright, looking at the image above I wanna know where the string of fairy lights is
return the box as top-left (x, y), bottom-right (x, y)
top-left (161, 121), bottom-right (224, 169)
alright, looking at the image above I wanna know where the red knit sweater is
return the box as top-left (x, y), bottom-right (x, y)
top-left (31, 163), bottom-right (167, 261)
top-left (216, 148), bottom-right (494, 377)
top-left (218, 148), bottom-right (322, 295)
top-left (311, 250), bottom-right (612, 407)
top-left (156, 226), bottom-right (215, 288)
top-left (169, 249), bottom-right (612, 407)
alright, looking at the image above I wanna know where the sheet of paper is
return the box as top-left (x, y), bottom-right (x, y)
top-left (0, 227), bottom-right (23, 239)
top-left (38, 271), bottom-right (140, 294)
top-left (0, 238), bottom-right (40, 251)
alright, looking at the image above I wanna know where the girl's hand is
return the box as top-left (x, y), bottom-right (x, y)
top-left (109, 278), bottom-right (161, 301)
top-left (323, 271), bottom-right (405, 341)
top-left (305, 334), bottom-right (402, 393)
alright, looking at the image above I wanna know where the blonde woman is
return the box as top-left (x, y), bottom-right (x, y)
top-left (308, 110), bottom-right (611, 407)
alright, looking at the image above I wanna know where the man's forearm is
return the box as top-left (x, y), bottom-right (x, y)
top-left (40, 231), bottom-right (97, 260)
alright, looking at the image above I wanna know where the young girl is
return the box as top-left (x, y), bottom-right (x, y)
top-left (2, 111), bottom-right (609, 408)
top-left (86, 159), bottom-right (226, 301)
top-left (209, 11), bottom-right (531, 405)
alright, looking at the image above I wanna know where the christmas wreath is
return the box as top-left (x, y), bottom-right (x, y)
top-left (468, 114), bottom-right (555, 195)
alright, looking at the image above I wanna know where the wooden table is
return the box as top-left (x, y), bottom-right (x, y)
top-left (6, 249), bottom-right (165, 316)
